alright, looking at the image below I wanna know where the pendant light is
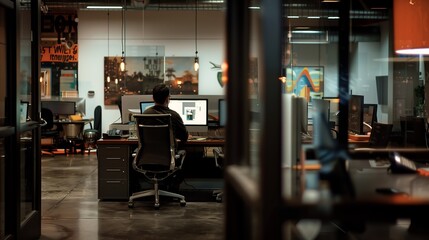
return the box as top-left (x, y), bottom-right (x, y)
top-left (394, 0), bottom-right (429, 55)
top-left (120, 0), bottom-right (126, 71)
top-left (193, 0), bottom-right (199, 71)
top-left (106, 9), bottom-right (111, 83)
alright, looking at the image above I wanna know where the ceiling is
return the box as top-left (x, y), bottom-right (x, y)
top-left (40, 0), bottom-right (392, 12)
top-left (40, 0), bottom-right (392, 29)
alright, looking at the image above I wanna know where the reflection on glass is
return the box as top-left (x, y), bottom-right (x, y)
top-left (19, 8), bottom-right (34, 221)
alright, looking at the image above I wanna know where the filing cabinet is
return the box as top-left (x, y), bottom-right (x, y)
top-left (98, 145), bottom-right (130, 199)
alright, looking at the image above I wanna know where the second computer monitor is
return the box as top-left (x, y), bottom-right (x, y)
top-left (140, 101), bottom-right (155, 113)
top-left (218, 99), bottom-right (226, 127)
top-left (169, 99), bottom-right (208, 131)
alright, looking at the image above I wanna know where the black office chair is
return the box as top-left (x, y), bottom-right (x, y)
top-left (128, 114), bottom-right (186, 209)
top-left (41, 108), bottom-right (59, 156)
top-left (83, 105), bottom-right (102, 154)
top-left (368, 122), bottom-right (393, 148)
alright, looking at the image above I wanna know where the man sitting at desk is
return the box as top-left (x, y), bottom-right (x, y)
top-left (141, 83), bottom-right (189, 192)
top-left (143, 83), bottom-right (189, 146)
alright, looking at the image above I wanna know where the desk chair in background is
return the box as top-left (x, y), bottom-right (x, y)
top-left (212, 148), bottom-right (224, 202)
top-left (84, 105), bottom-right (102, 154)
top-left (128, 114), bottom-right (186, 209)
top-left (41, 108), bottom-right (59, 156)
top-left (368, 122), bottom-right (393, 148)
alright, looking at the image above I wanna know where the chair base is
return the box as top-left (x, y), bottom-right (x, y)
top-left (128, 188), bottom-right (186, 209)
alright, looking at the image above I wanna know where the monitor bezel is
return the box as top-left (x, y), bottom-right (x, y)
top-left (41, 100), bottom-right (76, 117)
top-left (169, 98), bottom-right (208, 126)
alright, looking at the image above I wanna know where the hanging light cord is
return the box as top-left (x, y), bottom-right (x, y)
top-left (121, 0), bottom-right (125, 57)
top-left (195, 0), bottom-right (198, 56)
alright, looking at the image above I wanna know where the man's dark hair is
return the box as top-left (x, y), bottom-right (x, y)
top-left (152, 84), bottom-right (170, 104)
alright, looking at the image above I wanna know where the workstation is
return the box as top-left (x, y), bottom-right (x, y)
top-left (4, 0), bottom-right (429, 239)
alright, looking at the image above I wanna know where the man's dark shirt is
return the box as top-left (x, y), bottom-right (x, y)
top-left (143, 105), bottom-right (188, 143)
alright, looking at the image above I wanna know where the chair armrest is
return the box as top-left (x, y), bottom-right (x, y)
top-left (175, 150), bottom-right (186, 169)
top-left (213, 148), bottom-right (224, 169)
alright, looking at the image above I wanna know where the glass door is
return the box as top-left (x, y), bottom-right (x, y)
top-left (1, 0), bottom-right (41, 239)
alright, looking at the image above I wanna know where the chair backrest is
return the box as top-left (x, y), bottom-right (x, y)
top-left (94, 105), bottom-right (102, 135)
top-left (41, 108), bottom-right (54, 130)
top-left (369, 122), bottom-right (393, 147)
top-left (134, 114), bottom-right (175, 171)
top-left (400, 116), bottom-right (427, 147)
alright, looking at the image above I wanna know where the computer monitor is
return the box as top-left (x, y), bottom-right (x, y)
top-left (298, 97), bottom-right (308, 134)
top-left (363, 103), bottom-right (378, 134)
top-left (20, 101), bottom-right (29, 123)
top-left (218, 99), bottom-right (226, 127)
top-left (323, 97), bottom-right (340, 126)
top-left (169, 99), bottom-right (208, 132)
top-left (348, 95), bottom-right (364, 135)
top-left (41, 101), bottom-right (76, 119)
top-left (140, 101), bottom-right (155, 113)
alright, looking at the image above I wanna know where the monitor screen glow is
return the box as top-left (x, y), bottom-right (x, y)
top-left (20, 101), bottom-right (29, 123)
top-left (140, 101), bottom-right (155, 113)
top-left (169, 99), bottom-right (208, 126)
top-left (218, 99), bottom-right (226, 127)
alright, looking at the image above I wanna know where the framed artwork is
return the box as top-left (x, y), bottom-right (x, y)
top-left (165, 57), bottom-right (198, 95)
top-left (285, 66), bottom-right (324, 102)
top-left (104, 56), bottom-right (164, 105)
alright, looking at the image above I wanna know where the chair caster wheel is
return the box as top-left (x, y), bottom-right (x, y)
top-left (128, 202), bottom-right (134, 208)
top-left (154, 203), bottom-right (160, 210)
top-left (180, 200), bottom-right (186, 207)
top-left (216, 197), bottom-right (222, 203)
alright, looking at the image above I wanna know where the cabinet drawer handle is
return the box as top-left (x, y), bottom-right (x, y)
top-left (105, 146), bottom-right (122, 149)
top-left (106, 168), bottom-right (121, 172)
top-left (106, 180), bottom-right (121, 184)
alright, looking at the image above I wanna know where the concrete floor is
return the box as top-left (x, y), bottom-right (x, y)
top-left (40, 153), bottom-right (224, 240)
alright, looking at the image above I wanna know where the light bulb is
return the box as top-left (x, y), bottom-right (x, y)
top-left (120, 60), bottom-right (125, 72)
top-left (107, 75), bottom-right (110, 83)
top-left (194, 58), bottom-right (199, 71)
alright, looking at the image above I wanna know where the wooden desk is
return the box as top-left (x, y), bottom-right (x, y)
top-left (97, 138), bottom-right (224, 200)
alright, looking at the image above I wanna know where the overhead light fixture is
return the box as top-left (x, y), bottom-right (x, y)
top-left (287, 15), bottom-right (300, 19)
top-left (289, 29), bottom-right (329, 44)
top-left (193, 0), bottom-right (199, 71)
top-left (394, 0), bottom-right (429, 55)
top-left (307, 16), bottom-right (320, 19)
top-left (106, 9), bottom-right (111, 83)
top-left (328, 16), bottom-right (339, 19)
top-left (120, 0), bottom-right (126, 72)
top-left (86, 6), bottom-right (123, 9)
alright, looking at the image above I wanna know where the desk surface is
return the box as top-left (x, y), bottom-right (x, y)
top-left (54, 119), bottom-right (93, 124)
top-left (97, 137), bottom-right (225, 147)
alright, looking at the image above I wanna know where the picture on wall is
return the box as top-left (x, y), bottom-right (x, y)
top-left (285, 66), bottom-right (324, 102)
top-left (165, 57), bottom-right (198, 95)
top-left (104, 56), bottom-right (164, 105)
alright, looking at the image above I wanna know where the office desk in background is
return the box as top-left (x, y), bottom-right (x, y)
top-left (97, 138), bottom-right (225, 200)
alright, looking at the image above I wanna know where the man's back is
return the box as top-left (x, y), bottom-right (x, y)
top-left (144, 105), bottom-right (188, 143)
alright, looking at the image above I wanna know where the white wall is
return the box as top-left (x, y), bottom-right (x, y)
top-left (78, 10), bottom-right (226, 132)
top-left (77, 9), bottom-right (390, 133)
